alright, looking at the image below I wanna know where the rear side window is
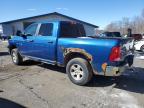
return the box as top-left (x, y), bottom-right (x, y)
top-left (39, 23), bottom-right (53, 36)
top-left (60, 22), bottom-right (86, 38)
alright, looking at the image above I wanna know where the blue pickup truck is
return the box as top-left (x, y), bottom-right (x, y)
top-left (8, 21), bottom-right (134, 85)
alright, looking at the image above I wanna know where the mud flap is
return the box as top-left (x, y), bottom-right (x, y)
top-left (126, 55), bottom-right (134, 67)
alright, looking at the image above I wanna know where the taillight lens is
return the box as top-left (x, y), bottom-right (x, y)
top-left (109, 46), bottom-right (121, 62)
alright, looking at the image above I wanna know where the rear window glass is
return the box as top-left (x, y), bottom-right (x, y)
top-left (59, 22), bottom-right (86, 38)
top-left (39, 23), bottom-right (53, 36)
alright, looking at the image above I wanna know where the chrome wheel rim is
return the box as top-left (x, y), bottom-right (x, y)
top-left (12, 52), bottom-right (17, 63)
top-left (70, 64), bottom-right (84, 81)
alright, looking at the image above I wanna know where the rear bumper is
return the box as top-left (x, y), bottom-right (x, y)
top-left (105, 66), bottom-right (126, 76)
top-left (101, 55), bottom-right (134, 76)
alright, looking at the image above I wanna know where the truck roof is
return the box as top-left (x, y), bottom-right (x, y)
top-left (33, 21), bottom-right (81, 24)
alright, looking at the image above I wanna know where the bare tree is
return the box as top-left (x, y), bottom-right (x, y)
top-left (105, 21), bottom-right (120, 32)
top-left (105, 8), bottom-right (144, 35)
top-left (141, 8), bottom-right (144, 18)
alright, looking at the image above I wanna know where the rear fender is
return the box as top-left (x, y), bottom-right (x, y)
top-left (63, 48), bottom-right (93, 64)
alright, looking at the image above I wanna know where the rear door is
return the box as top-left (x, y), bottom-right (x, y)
top-left (31, 22), bottom-right (58, 63)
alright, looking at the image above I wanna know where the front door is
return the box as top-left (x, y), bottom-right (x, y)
top-left (32, 23), bottom-right (57, 63)
top-left (19, 23), bottom-right (38, 57)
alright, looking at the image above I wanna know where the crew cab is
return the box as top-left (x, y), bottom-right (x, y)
top-left (8, 21), bottom-right (134, 85)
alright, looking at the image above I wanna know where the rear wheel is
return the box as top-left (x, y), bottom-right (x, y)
top-left (66, 58), bottom-right (93, 86)
top-left (140, 45), bottom-right (144, 52)
top-left (11, 49), bottom-right (23, 65)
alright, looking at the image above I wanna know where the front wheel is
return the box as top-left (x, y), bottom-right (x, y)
top-left (11, 49), bottom-right (23, 65)
top-left (66, 58), bottom-right (93, 86)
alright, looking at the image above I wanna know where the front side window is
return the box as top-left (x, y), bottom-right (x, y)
top-left (38, 23), bottom-right (53, 36)
top-left (24, 24), bottom-right (38, 36)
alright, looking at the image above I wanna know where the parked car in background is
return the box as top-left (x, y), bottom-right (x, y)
top-left (142, 34), bottom-right (144, 39)
top-left (99, 32), bottom-right (122, 37)
top-left (134, 39), bottom-right (144, 52)
top-left (132, 34), bottom-right (142, 41)
top-left (1, 34), bottom-right (9, 40)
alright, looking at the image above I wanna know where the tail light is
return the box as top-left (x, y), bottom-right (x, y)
top-left (109, 46), bottom-right (121, 62)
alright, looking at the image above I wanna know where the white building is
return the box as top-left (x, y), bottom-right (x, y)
top-left (0, 24), bottom-right (2, 33)
top-left (0, 12), bottom-right (98, 36)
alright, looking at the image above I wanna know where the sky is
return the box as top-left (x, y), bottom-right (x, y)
top-left (0, 0), bottom-right (144, 29)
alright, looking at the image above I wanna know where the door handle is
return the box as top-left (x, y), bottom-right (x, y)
top-left (48, 41), bottom-right (53, 44)
top-left (27, 40), bottom-right (34, 42)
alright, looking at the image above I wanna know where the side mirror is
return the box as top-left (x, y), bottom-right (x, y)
top-left (21, 33), bottom-right (32, 39)
top-left (21, 34), bottom-right (27, 39)
top-left (16, 30), bottom-right (22, 36)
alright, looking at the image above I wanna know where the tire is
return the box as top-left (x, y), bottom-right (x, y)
top-left (11, 49), bottom-right (23, 65)
top-left (66, 58), bottom-right (93, 86)
top-left (140, 45), bottom-right (144, 52)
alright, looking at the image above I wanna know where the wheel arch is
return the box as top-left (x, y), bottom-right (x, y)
top-left (9, 45), bottom-right (17, 54)
top-left (64, 52), bottom-right (92, 67)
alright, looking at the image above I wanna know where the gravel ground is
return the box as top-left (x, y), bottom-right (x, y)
top-left (0, 40), bottom-right (144, 108)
